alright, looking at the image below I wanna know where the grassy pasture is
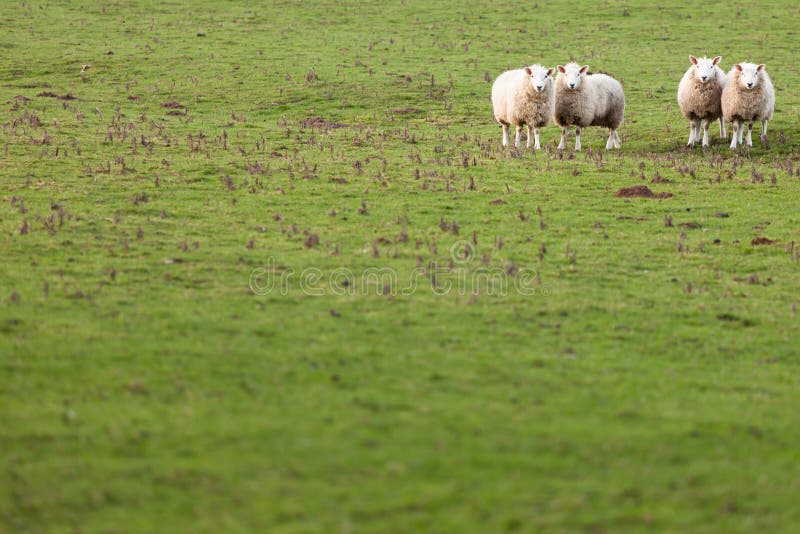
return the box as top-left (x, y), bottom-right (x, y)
top-left (2, 0), bottom-right (800, 532)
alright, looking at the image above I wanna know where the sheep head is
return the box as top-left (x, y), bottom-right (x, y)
top-left (734, 63), bottom-right (765, 90)
top-left (690, 55), bottom-right (722, 84)
top-left (557, 63), bottom-right (589, 90)
top-left (525, 65), bottom-right (555, 93)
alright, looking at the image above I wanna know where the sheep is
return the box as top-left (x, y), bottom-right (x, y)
top-left (677, 55), bottom-right (727, 147)
top-left (553, 63), bottom-right (625, 151)
top-left (721, 62), bottom-right (775, 149)
top-left (491, 65), bottom-right (555, 150)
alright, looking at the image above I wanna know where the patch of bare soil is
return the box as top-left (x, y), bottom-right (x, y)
top-left (615, 185), bottom-right (673, 199)
top-left (392, 107), bottom-right (422, 115)
top-left (37, 92), bottom-right (77, 100)
top-left (300, 116), bottom-right (347, 129)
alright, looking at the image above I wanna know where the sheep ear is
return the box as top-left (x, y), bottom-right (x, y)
top-left (689, 55), bottom-right (698, 65)
top-left (712, 56), bottom-right (722, 65)
top-left (579, 65), bottom-right (589, 74)
top-left (557, 65), bottom-right (566, 74)
top-left (546, 68), bottom-right (555, 77)
top-left (756, 64), bottom-right (765, 72)
top-left (524, 67), bottom-right (532, 76)
top-left (734, 64), bottom-right (743, 72)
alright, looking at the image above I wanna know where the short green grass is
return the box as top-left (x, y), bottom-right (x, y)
top-left (2, 1), bottom-right (800, 532)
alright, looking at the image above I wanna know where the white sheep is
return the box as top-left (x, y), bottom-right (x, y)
top-left (677, 55), bottom-right (727, 147)
top-left (491, 65), bottom-right (555, 150)
top-left (721, 62), bottom-right (775, 149)
top-left (553, 63), bottom-right (625, 151)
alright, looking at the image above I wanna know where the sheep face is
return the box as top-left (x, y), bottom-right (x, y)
top-left (690, 55), bottom-right (721, 83)
top-left (525, 66), bottom-right (555, 93)
top-left (735, 63), bottom-right (765, 90)
top-left (557, 64), bottom-right (589, 90)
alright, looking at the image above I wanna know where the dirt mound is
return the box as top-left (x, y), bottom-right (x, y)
top-left (751, 237), bottom-right (775, 246)
top-left (615, 185), bottom-right (673, 199)
top-left (161, 101), bottom-right (185, 108)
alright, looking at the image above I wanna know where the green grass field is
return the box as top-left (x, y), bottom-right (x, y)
top-left (2, 1), bottom-right (800, 532)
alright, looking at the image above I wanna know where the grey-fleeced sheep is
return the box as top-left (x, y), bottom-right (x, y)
top-left (491, 65), bottom-right (555, 150)
top-left (677, 55), bottom-right (727, 147)
top-left (554, 63), bottom-right (625, 151)
top-left (721, 62), bottom-right (775, 149)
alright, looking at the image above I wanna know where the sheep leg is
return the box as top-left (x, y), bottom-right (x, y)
top-left (687, 120), bottom-right (698, 146)
top-left (612, 130), bottom-right (621, 148)
top-left (730, 121), bottom-right (739, 149)
top-left (761, 120), bottom-right (768, 145)
top-left (605, 129), bottom-right (614, 150)
top-left (514, 126), bottom-right (522, 148)
top-left (746, 122), bottom-right (753, 147)
top-left (501, 124), bottom-right (509, 147)
top-left (738, 122), bottom-right (744, 144)
top-left (526, 125), bottom-right (532, 149)
top-left (701, 118), bottom-right (711, 147)
top-left (533, 128), bottom-right (541, 150)
top-left (574, 127), bottom-right (581, 151)
top-left (558, 127), bottom-right (567, 150)
top-left (719, 117), bottom-right (727, 139)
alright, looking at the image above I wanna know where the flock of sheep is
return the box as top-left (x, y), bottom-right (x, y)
top-left (491, 56), bottom-right (775, 151)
